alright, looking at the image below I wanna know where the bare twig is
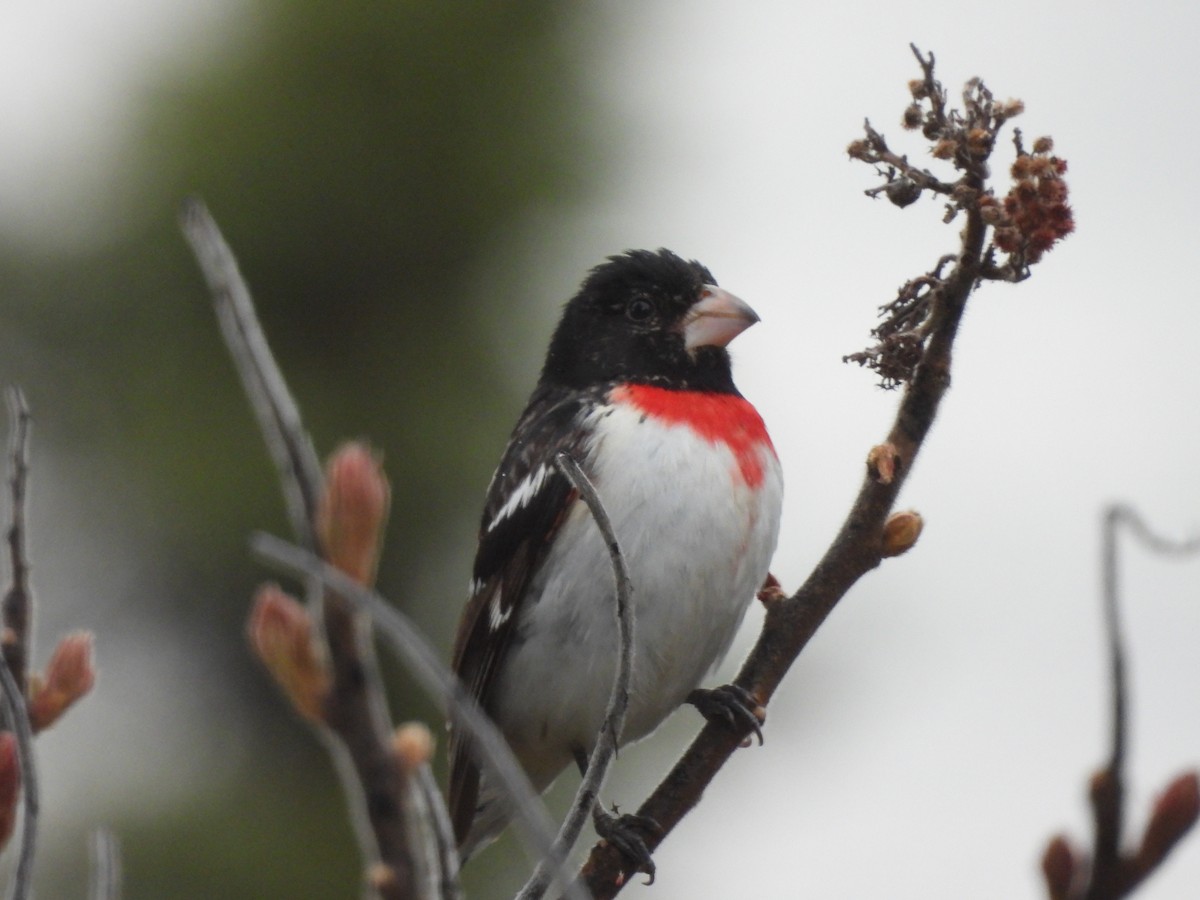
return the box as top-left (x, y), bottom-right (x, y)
top-left (1084, 506), bottom-right (1200, 900)
top-left (0, 390), bottom-right (36, 900)
top-left (316, 604), bottom-right (417, 899)
top-left (2, 389), bottom-right (32, 696)
top-left (516, 453), bottom-right (635, 900)
top-left (88, 828), bottom-right (122, 900)
top-left (182, 200), bottom-right (434, 897)
top-left (856, 119), bottom-right (958, 197)
top-left (178, 199), bottom-right (324, 550)
top-left (1088, 507), bottom-right (1133, 896)
top-left (250, 534), bottom-right (590, 900)
top-left (413, 766), bottom-right (463, 900)
top-left (0, 649), bottom-right (36, 900)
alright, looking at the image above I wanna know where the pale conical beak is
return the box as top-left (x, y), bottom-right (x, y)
top-left (682, 285), bottom-right (760, 350)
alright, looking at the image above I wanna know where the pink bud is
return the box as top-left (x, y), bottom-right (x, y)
top-left (1040, 834), bottom-right (1078, 900)
top-left (247, 585), bottom-right (330, 722)
top-left (391, 721), bottom-right (436, 774)
top-left (1138, 771), bottom-right (1200, 867)
top-left (28, 632), bottom-right (96, 733)
top-left (368, 864), bottom-right (400, 893)
top-left (0, 733), bottom-right (17, 850)
top-left (316, 443), bottom-right (391, 586)
top-left (756, 573), bottom-right (786, 605)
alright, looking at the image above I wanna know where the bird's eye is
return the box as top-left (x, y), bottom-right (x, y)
top-left (626, 297), bottom-right (655, 322)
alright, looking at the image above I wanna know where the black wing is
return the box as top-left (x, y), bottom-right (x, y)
top-left (448, 383), bottom-right (594, 846)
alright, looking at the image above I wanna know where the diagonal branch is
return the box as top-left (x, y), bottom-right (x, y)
top-left (576, 58), bottom-right (996, 892)
top-left (515, 453), bottom-right (635, 900)
top-left (181, 201), bottom-right (428, 898)
top-left (178, 199), bottom-right (324, 551)
top-left (577, 217), bottom-right (985, 898)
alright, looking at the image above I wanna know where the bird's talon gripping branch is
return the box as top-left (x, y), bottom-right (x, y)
top-left (593, 805), bottom-right (661, 884)
top-left (688, 684), bottom-right (765, 746)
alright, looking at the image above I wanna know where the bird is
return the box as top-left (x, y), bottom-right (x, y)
top-left (448, 248), bottom-right (783, 866)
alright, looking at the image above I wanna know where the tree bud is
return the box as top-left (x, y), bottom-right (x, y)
top-left (28, 631), bottom-right (96, 733)
top-left (881, 510), bottom-right (923, 557)
top-left (247, 585), bottom-right (330, 722)
top-left (316, 442), bottom-right (391, 587)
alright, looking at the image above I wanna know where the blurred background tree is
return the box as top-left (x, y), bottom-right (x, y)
top-left (0, 3), bottom-right (604, 896)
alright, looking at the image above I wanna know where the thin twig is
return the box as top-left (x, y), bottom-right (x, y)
top-left (515, 453), bottom-right (635, 900)
top-left (181, 200), bottom-right (419, 894)
top-left (0, 390), bottom-right (36, 900)
top-left (413, 765), bottom-right (463, 900)
top-left (857, 122), bottom-right (957, 196)
top-left (250, 534), bottom-right (590, 900)
top-left (178, 199), bottom-right (324, 550)
top-left (1086, 505), bottom-right (1200, 900)
top-left (2, 390), bottom-right (32, 696)
top-left (1089, 507), bottom-right (1130, 897)
top-left (0, 652), bottom-right (36, 900)
top-left (88, 828), bottom-right (122, 900)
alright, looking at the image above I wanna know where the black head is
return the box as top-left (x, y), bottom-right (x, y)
top-left (539, 249), bottom-right (758, 393)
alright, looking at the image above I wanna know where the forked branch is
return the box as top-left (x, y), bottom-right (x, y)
top-left (1042, 507), bottom-right (1200, 900)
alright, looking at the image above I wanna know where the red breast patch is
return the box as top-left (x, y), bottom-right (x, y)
top-left (611, 384), bottom-right (776, 487)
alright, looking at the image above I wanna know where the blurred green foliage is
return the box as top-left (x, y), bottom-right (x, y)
top-left (0, 2), bottom-right (602, 896)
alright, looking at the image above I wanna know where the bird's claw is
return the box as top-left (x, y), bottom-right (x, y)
top-left (593, 804), bottom-right (661, 885)
top-left (688, 684), bottom-right (765, 745)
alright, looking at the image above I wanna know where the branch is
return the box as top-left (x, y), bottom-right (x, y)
top-left (0, 390), bottom-right (37, 900)
top-left (1088, 507), bottom-right (1134, 896)
top-left (516, 453), bottom-right (635, 900)
top-left (1082, 506), bottom-right (1200, 900)
top-left (88, 828), bottom-right (122, 900)
top-left (412, 765), bottom-right (463, 900)
top-left (577, 45), bottom-right (1051, 896)
top-left (0, 640), bottom-right (37, 900)
top-left (2, 389), bottom-right (32, 696)
top-left (181, 203), bottom-right (423, 897)
top-left (178, 199), bottom-right (324, 551)
top-left (251, 535), bottom-right (591, 900)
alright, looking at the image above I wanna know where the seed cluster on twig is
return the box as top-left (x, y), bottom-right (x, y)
top-left (845, 44), bottom-right (1073, 388)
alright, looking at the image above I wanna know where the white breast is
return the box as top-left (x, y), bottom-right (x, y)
top-left (490, 399), bottom-right (783, 787)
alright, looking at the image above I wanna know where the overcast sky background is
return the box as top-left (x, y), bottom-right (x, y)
top-left (3, 2), bottom-right (1199, 898)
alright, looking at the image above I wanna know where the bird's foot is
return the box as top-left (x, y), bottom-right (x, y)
top-left (592, 803), bottom-right (661, 885)
top-left (688, 684), bottom-right (766, 746)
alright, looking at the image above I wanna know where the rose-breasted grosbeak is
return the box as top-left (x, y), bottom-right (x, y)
top-left (449, 249), bottom-right (783, 860)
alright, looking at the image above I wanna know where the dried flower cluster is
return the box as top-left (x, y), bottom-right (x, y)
top-left (988, 134), bottom-right (1074, 265)
top-left (844, 46), bottom-right (1073, 387)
